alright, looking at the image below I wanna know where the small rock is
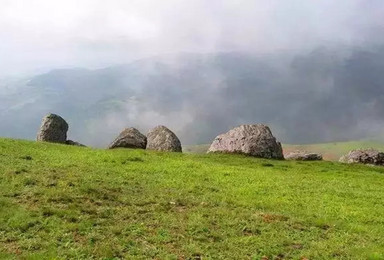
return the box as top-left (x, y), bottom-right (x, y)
top-left (65, 140), bottom-right (86, 147)
top-left (339, 149), bottom-right (384, 166)
top-left (285, 151), bottom-right (322, 161)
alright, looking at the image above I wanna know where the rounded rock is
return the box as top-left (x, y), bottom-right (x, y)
top-left (208, 124), bottom-right (283, 159)
top-left (36, 113), bottom-right (68, 143)
top-left (146, 126), bottom-right (182, 152)
top-left (108, 127), bottom-right (147, 149)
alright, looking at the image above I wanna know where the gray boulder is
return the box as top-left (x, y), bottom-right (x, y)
top-left (208, 124), bottom-right (283, 159)
top-left (146, 126), bottom-right (182, 152)
top-left (339, 149), bottom-right (384, 166)
top-left (285, 151), bottom-right (322, 161)
top-left (37, 114), bottom-right (68, 143)
top-left (108, 127), bottom-right (147, 149)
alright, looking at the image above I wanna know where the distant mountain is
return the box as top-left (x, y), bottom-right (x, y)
top-left (1, 48), bottom-right (384, 147)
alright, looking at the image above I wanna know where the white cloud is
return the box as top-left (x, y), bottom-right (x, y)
top-left (0, 0), bottom-right (381, 76)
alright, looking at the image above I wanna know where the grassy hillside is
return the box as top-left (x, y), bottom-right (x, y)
top-left (1, 139), bottom-right (384, 259)
top-left (184, 141), bottom-right (384, 161)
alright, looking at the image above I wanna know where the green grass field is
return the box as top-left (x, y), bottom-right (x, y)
top-left (1, 138), bottom-right (384, 259)
top-left (184, 141), bottom-right (384, 161)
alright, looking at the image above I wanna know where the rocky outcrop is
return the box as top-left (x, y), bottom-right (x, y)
top-left (146, 126), bottom-right (182, 152)
top-left (339, 149), bottom-right (384, 166)
top-left (108, 127), bottom-right (147, 149)
top-left (285, 151), bottom-right (322, 161)
top-left (36, 114), bottom-right (68, 143)
top-left (208, 124), bottom-right (283, 159)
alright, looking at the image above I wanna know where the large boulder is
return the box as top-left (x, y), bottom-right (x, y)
top-left (146, 126), bottom-right (182, 152)
top-left (108, 127), bottom-right (147, 149)
top-left (285, 151), bottom-right (322, 161)
top-left (36, 114), bottom-right (68, 143)
top-left (208, 124), bottom-right (284, 159)
top-left (339, 149), bottom-right (384, 166)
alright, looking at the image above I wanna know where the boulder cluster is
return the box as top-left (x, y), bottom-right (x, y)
top-left (36, 114), bottom-right (384, 166)
top-left (36, 113), bottom-right (182, 152)
top-left (108, 125), bottom-right (182, 152)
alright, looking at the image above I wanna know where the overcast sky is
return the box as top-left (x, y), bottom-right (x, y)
top-left (0, 0), bottom-right (383, 77)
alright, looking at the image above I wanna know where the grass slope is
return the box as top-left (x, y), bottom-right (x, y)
top-left (184, 141), bottom-right (384, 161)
top-left (1, 138), bottom-right (384, 259)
